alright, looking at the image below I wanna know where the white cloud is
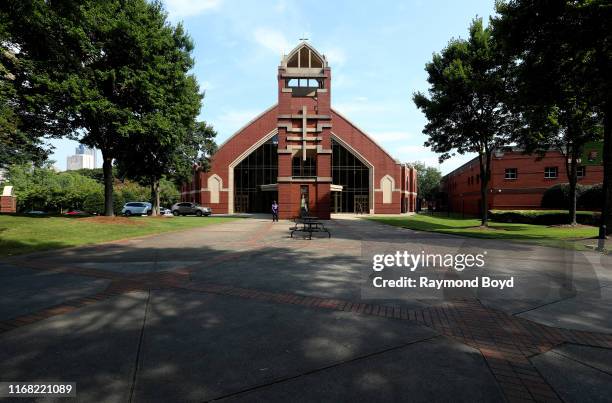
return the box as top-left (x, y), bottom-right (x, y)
top-left (253, 27), bottom-right (290, 54)
top-left (164, 0), bottom-right (221, 19)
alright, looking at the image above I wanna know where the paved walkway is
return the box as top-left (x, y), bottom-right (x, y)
top-left (1, 217), bottom-right (611, 402)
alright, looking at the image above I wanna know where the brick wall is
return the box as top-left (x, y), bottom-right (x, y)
top-left (180, 44), bottom-right (417, 217)
top-left (443, 150), bottom-right (604, 215)
top-left (0, 196), bottom-right (16, 213)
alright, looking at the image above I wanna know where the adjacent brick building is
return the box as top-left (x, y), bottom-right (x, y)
top-left (0, 185), bottom-right (16, 213)
top-left (442, 148), bottom-right (603, 215)
top-left (181, 42), bottom-right (417, 219)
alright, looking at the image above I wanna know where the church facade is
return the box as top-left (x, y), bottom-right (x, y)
top-left (181, 42), bottom-right (417, 219)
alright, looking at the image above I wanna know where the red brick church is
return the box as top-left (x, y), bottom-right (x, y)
top-left (181, 41), bottom-right (417, 219)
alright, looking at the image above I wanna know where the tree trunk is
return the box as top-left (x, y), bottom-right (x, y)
top-left (151, 177), bottom-right (160, 216)
top-left (602, 100), bottom-right (612, 236)
top-left (102, 151), bottom-right (114, 216)
top-left (566, 148), bottom-right (578, 226)
top-left (478, 151), bottom-right (491, 227)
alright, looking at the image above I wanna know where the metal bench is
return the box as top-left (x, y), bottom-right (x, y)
top-left (290, 216), bottom-right (331, 239)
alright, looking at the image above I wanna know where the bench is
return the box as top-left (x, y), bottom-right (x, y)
top-left (290, 216), bottom-right (331, 240)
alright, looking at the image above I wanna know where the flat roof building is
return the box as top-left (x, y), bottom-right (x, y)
top-left (441, 147), bottom-right (604, 216)
top-left (66, 145), bottom-right (96, 171)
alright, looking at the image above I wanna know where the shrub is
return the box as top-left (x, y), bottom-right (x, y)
top-left (489, 210), bottom-right (600, 226)
top-left (578, 183), bottom-right (602, 210)
top-left (541, 183), bottom-right (588, 209)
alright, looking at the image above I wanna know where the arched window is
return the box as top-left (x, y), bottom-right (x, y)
top-left (381, 176), bottom-right (394, 204)
top-left (208, 175), bottom-right (221, 204)
top-left (286, 45), bottom-right (325, 69)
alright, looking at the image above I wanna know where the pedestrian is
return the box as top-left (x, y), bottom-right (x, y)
top-left (271, 200), bottom-right (279, 222)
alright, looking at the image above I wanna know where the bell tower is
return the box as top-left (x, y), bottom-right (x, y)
top-left (276, 41), bottom-right (332, 219)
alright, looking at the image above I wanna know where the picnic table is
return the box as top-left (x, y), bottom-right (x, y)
top-left (290, 216), bottom-right (331, 239)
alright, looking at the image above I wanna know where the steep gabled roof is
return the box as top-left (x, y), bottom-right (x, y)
top-left (281, 41), bottom-right (327, 69)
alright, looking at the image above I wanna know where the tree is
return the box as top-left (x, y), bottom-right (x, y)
top-left (497, 25), bottom-right (603, 225)
top-left (411, 161), bottom-right (442, 203)
top-left (493, 0), bottom-right (611, 233)
top-left (74, 0), bottom-right (205, 216)
top-left (414, 18), bottom-right (515, 226)
top-left (3, 0), bottom-right (204, 216)
top-left (7, 163), bottom-right (102, 212)
top-left (111, 16), bottom-right (203, 216)
top-left (119, 119), bottom-right (217, 215)
top-left (185, 121), bottom-right (218, 177)
top-left (0, 0), bottom-right (80, 167)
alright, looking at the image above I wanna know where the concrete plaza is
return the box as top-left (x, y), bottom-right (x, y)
top-left (1, 217), bottom-right (611, 402)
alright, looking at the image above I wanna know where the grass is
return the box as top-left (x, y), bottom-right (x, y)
top-left (0, 215), bottom-right (239, 257)
top-left (489, 209), bottom-right (598, 216)
top-left (367, 213), bottom-right (599, 250)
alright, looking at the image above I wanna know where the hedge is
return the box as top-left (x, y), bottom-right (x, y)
top-left (578, 184), bottom-right (602, 210)
top-left (489, 210), bottom-right (600, 226)
top-left (541, 183), bottom-right (587, 209)
top-left (541, 182), bottom-right (603, 210)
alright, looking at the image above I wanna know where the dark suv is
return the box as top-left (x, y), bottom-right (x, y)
top-left (171, 202), bottom-right (212, 217)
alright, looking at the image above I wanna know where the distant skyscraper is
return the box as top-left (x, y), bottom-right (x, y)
top-left (67, 145), bottom-right (96, 170)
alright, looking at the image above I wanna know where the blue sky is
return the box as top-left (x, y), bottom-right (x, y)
top-left (49, 0), bottom-right (496, 174)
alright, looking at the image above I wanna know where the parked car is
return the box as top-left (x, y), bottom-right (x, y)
top-left (171, 202), bottom-right (212, 217)
top-left (160, 207), bottom-right (173, 216)
top-left (121, 202), bottom-right (152, 216)
top-left (24, 210), bottom-right (47, 215)
top-left (64, 210), bottom-right (89, 216)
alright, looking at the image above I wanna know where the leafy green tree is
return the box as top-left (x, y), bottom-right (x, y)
top-left (118, 120), bottom-right (217, 215)
top-left (112, 13), bottom-right (203, 216)
top-left (414, 18), bottom-right (515, 226)
top-left (411, 162), bottom-right (442, 203)
top-left (188, 121), bottom-right (219, 175)
top-left (159, 177), bottom-right (180, 207)
top-left (493, 0), bottom-right (611, 232)
top-left (4, 1), bottom-right (204, 216)
top-left (7, 164), bottom-right (102, 212)
top-left (72, 0), bottom-right (204, 216)
top-left (0, 1), bottom-right (79, 167)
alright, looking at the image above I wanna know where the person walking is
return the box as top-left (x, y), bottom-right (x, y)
top-left (271, 200), bottom-right (279, 222)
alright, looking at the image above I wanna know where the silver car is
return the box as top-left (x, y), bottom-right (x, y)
top-left (121, 202), bottom-right (152, 216)
top-left (171, 202), bottom-right (211, 217)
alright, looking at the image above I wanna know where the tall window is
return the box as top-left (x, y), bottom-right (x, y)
top-left (504, 168), bottom-right (517, 180)
top-left (292, 155), bottom-right (316, 177)
top-left (332, 139), bottom-right (369, 212)
top-left (544, 167), bottom-right (558, 179)
top-left (577, 166), bottom-right (586, 178)
top-left (233, 135), bottom-right (278, 213)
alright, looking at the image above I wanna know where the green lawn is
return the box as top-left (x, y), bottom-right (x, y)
top-left (0, 215), bottom-right (239, 257)
top-left (367, 213), bottom-right (599, 249)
